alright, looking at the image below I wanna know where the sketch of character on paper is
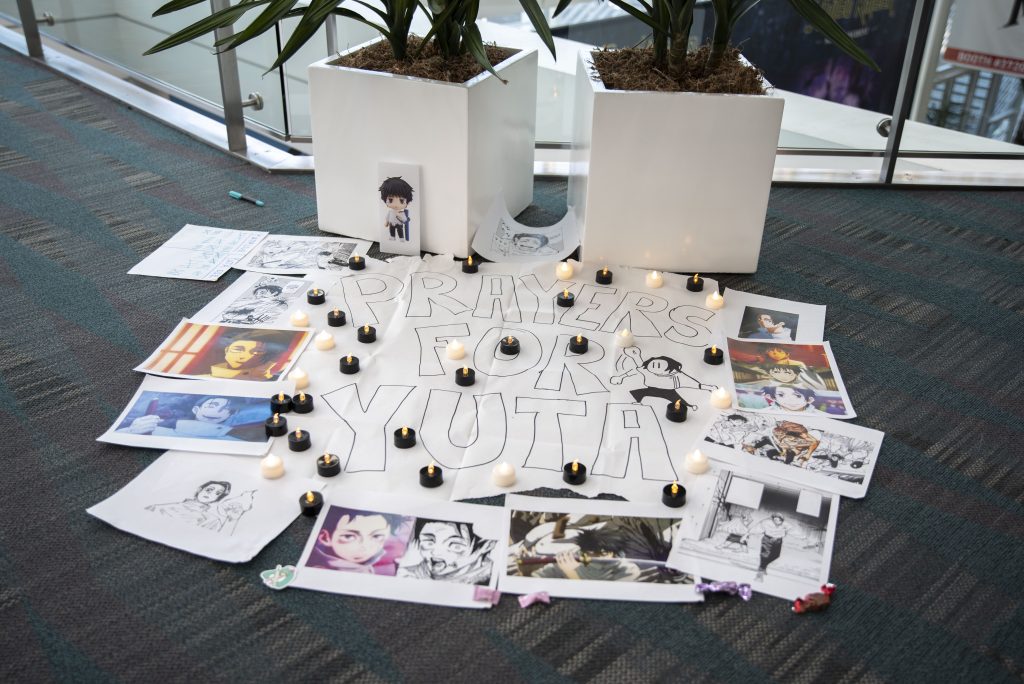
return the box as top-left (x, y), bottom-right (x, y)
top-left (216, 276), bottom-right (310, 326)
top-left (145, 480), bottom-right (255, 534)
top-left (241, 237), bottom-right (361, 272)
top-left (506, 512), bottom-right (689, 584)
top-left (738, 306), bottom-right (799, 341)
top-left (305, 506), bottom-right (414, 575)
top-left (609, 346), bottom-right (716, 413)
top-left (116, 392), bottom-right (270, 443)
top-left (396, 518), bottom-right (496, 585)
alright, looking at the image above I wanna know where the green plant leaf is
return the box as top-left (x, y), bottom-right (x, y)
top-left (332, 7), bottom-right (392, 40)
top-left (350, 0), bottom-right (391, 26)
top-left (552, 0), bottom-right (572, 18)
top-left (606, 0), bottom-right (660, 31)
top-left (215, 0), bottom-right (300, 50)
top-left (153, 0), bottom-right (209, 17)
top-left (517, 0), bottom-right (557, 58)
top-left (415, 0), bottom-right (469, 57)
top-left (462, 23), bottom-right (505, 83)
top-left (786, 0), bottom-right (879, 70)
top-left (145, 0), bottom-right (273, 54)
top-left (268, 0), bottom-right (344, 71)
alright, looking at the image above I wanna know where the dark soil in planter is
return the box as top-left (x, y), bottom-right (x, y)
top-left (592, 46), bottom-right (766, 95)
top-left (334, 37), bottom-right (517, 84)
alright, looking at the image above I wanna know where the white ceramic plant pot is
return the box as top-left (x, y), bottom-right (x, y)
top-left (569, 50), bottom-right (784, 273)
top-left (309, 38), bottom-right (538, 257)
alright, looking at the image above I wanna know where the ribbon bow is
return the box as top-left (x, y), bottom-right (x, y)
top-left (695, 581), bottom-right (752, 601)
top-left (518, 591), bottom-right (551, 608)
top-left (473, 586), bottom-right (501, 605)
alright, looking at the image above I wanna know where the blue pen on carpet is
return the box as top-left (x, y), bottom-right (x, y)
top-left (229, 190), bottom-right (265, 207)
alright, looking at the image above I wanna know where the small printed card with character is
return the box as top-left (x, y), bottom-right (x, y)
top-left (377, 162), bottom-right (421, 257)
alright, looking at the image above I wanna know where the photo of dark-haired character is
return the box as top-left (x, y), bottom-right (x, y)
top-left (610, 346), bottom-right (716, 412)
top-left (305, 506), bottom-right (414, 575)
top-left (729, 339), bottom-right (852, 417)
top-left (216, 276), bottom-right (310, 326)
top-left (379, 176), bottom-right (414, 242)
top-left (507, 512), bottom-right (689, 584)
top-left (738, 306), bottom-right (799, 341)
top-left (145, 480), bottom-right (255, 534)
top-left (397, 518), bottom-right (496, 585)
top-left (510, 232), bottom-right (557, 256)
top-left (116, 392), bottom-right (271, 442)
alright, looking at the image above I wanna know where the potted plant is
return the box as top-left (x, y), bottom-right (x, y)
top-left (147, 0), bottom-right (560, 257)
top-left (567, 0), bottom-right (878, 273)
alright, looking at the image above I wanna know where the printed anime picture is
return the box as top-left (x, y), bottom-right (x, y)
top-left (240, 237), bottom-right (362, 272)
top-left (738, 306), bottom-right (799, 341)
top-left (145, 480), bottom-right (255, 535)
top-left (506, 511), bottom-right (688, 585)
top-left (727, 339), bottom-right (854, 418)
top-left (306, 506), bottom-right (496, 586)
top-left (115, 391), bottom-right (271, 443)
top-left (673, 470), bottom-right (836, 599)
top-left (137, 321), bottom-right (311, 382)
top-left (214, 275), bottom-right (311, 326)
top-left (377, 162), bottom-right (420, 257)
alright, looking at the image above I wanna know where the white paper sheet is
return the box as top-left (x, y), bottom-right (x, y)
top-left (98, 376), bottom-right (292, 456)
top-left (498, 494), bottom-right (700, 602)
top-left (87, 450), bottom-right (320, 563)
top-left (290, 490), bottom-right (502, 609)
top-left (700, 410), bottom-right (883, 498)
top-left (669, 467), bottom-right (838, 601)
top-left (721, 289), bottom-right (826, 343)
top-left (471, 196), bottom-right (579, 263)
top-left (235, 235), bottom-right (372, 275)
top-left (192, 272), bottom-right (315, 327)
top-left (128, 224), bottom-right (268, 281)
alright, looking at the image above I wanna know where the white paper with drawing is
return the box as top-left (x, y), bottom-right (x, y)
top-left (235, 235), bottom-right (372, 275)
top-left (471, 197), bottom-right (579, 262)
top-left (290, 490), bottom-right (502, 609)
top-left (721, 289), bottom-right (826, 342)
top-left (668, 467), bottom-right (838, 601)
top-left (128, 224), bottom-right (267, 281)
top-left (283, 255), bottom-right (730, 502)
top-left (192, 272), bottom-right (314, 327)
top-left (87, 450), bottom-right (320, 562)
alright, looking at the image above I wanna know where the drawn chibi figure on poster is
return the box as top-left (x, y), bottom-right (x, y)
top-left (215, 276), bottom-right (311, 326)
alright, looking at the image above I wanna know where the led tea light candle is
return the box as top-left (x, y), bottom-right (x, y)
top-left (290, 310), bottom-right (310, 327)
top-left (703, 345), bottom-right (724, 365)
top-left (288, 367), bottom-right (309, 390)
top-left (455, 366), bottom-right (476, 387)
top-left (595, 266), bottom-right (613, 284)
top-left (394, 426), bottom-right (417, 449)
top-left (499, 335), bottom-right (520, 355)
top-left (555, 261), bottom-right (574, 280)
top-left (348, 254), bottom-right (365, 270)
top-left (491, 462), bottom-right (516, 487)
top-left (265, 412), bottom-right (287, 437)
top-left (317, 452), bottom-right (341, 477)
top-left (705, 290), bottom-right (724, 310)
top-left (299, 490), bottom-right (324, 517)
top-left (556, 289), bottom-right (575, 308)
top-left (665, 399), bottom-right (687, 423)
top-left (292, 391), bottom-right (314, 414)
top-left (288, 428), bottom-right (311, 452)
top-left (339, 354), bottom-right (360, 374)
top-left (357, 324), bottom-right (377, 343)
top-left (615, 328), bottom-right (635, 347)
top-left (327, 308), bottom-right (347, 327)
top-left (710, 387), bottom-right (733, 409)
top-left (645, 270), bottom-right (664, 288)
top-left (419, 461), bottom-right (443, 488)
top-left (445, 339), bottom-right (466, 360)
top-left (314, 331), bottom-right (336, 351)
top-left (462, 255), bottom-right (479, 273)
top-left (662, 480), bottom-right (686, 508)
top-left (569, 334), bottom-right (589, 354)
top-left (685, 448), bottom-right (710, 474)
top-left (270, 392), bottom-right (292, 413)
top-left (260, 453), bottom-right (284, 479)
top-left (306, 288), bottom-right (326, 305)
top-left (686, 273), bottom-right (704, 292)
top-left (562, 459), bottom-right (587, 485)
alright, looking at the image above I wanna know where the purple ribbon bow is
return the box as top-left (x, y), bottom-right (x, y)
top-left (518, 591), bottom-right (551, 608)
top-left (696, 581), bottom-right (753, 601)
top-left (473, 586), bottom-right (501, 605)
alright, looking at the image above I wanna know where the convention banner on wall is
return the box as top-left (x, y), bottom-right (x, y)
top-left (944, 1), bottom-right (1024, 77)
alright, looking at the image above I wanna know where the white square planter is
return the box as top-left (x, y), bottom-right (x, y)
top-left (309, 39), bottom-right (538, 257)
top-left (569, 50), bottom-right (784, 273)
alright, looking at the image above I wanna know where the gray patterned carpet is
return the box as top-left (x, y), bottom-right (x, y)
top-left (1, 47), bottom-right (1023, 683)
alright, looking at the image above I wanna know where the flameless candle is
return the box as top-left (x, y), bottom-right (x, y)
top-left (300, 490), bottom-right (324, 517)
top-left (292, 391), bottom-right (314, 414)
top-left (462, 255), bottom-right (479, 273)
top-left (703, 345), bottom-right (724, 365)
top-left (339, 354), bottom-right (360, 374)
top-left (314, 331), bottom-right (336, 351)
top-left (615, 328), bottom-right (635, 347)
top-left (686, 273), bottom-right (704, 292)
top-left (665, 399), bottom-right (687, 423)
top-left (710, 387), bottom-right (733, 409)
top-left (705, 290), bottom-right (724, 310)
top-left (455, 366), bottom-right (476, 386)
top-left (491, 462), bottom-right (516, 487)
top-left (596, 266), bottom-right (613, 284)
top-left (349, 254), bottom-right (365, 270)
top-left (288, 367), bottom-right (309, 390)
top-left (265, 412), bottom-right (288, 437)
top-left (260, 453), bottom-right (284, 479)
top-left (569, 334), bottom-right (589, 354)
top-left (685, 448), bottom-right (710, 474)
top-left (270, 392), bottom-right (292, 413)
top-left (500, 335), bottom-right (520, 355)
top-left (556, 289), bottom-right (575, 307)
top-left (327, 308), bottom-right (347, 327)
top-left (357, 324), bottom-right (376, 343)
top-left (446, 339), bottom-right (466, 360)
top-left (307, 288), bottom-right (326, 305)
top-left (394, 426), bottom-right (417, 449)
top-left (290, 310), bottom-right (310, 327)
top-left (562, 459), bottom-right (587, 485)
top-left (288, 428), bottom-right (311, 452)
top-left (662, 480), bottom-right (686, 508)
top-left (555, 261), bottom-right (574, 280)
top-left (317, 452), bottom-right (341, 477)
top-left (419, 461), bottom-right (443, 488)
top-left (645, 270), bottom-right (664, 288)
